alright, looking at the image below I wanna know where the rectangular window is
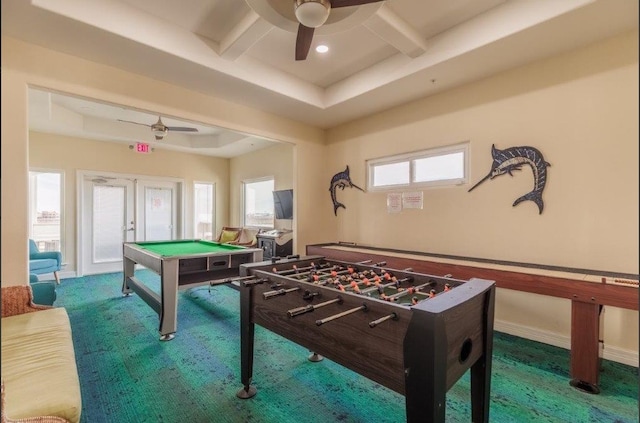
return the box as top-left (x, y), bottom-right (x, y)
top-left (242, 178), bottom-right (274, 228)
top-left (194, 183), bottom-right (214, 240)
top-left (367, 142), bottom-right (468, 191)
top-left (29, 170), bottom-right (63, 254)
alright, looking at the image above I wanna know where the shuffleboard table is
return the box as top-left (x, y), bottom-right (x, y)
top-left (122, 239), bottom-right (262, 340)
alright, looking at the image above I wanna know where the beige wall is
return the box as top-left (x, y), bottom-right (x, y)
top-left (326, 30), bottom-right (639, 356)
top-left (1, 35), bottom-right (328, 287)
top-left (229, 142), bottom-right (296, 237)
top-left (29, 132), bottom-right (231, 272)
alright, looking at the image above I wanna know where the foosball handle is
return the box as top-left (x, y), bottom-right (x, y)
top-left (270, 256), bottom-right (283, 263)
top-left (242, 278), bottom-right (268, 287)
top-left (287, 254), bottom-right (300, 259)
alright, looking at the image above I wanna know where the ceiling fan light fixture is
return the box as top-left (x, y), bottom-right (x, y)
top-left (295, 0), bottom-right (330, 28)
top-left (152, 127), bottom-right (167, 138)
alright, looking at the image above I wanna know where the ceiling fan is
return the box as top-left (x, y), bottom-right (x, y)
top-left (294, 0), bottom-right (385, 61)
top-left (117, 116), bottom-right (199, 140)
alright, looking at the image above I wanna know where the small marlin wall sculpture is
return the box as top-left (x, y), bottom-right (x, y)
top-left (330, 165), bottom-right (364, 216)
top-left (468, 144), bottom-right (551, 214)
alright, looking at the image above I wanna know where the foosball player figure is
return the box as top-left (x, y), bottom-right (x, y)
top-left (429, 289), bottom-right (437, 298)
top-left (444, 283), bottom-right (451, 292)
top-left (411, 296), bottom-right (419, 305)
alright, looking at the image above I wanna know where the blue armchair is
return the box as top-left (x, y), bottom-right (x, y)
top-left (29, 239), bottom-right (62, 284)
top-left (29, 274), bottom-right (58, 305)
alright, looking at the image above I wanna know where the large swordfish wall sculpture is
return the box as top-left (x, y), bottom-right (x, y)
top-left (329, 165), bottom-right (364, 216)
top-left (468, 144), bottom-right (551, 214)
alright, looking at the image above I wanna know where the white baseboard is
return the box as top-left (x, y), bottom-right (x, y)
top-left (34, 270), bottom-right (76, 282)
top-left (495, 319), bottom-right (639, 368)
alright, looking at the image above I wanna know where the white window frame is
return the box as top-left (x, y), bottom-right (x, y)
top-left (241, 176), bottom-right (275, 229)
top-left (366, 142), bottom-right (469, 192)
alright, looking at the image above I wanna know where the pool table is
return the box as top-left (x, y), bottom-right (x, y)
top-left (122, 239), bottom-right (263, 340)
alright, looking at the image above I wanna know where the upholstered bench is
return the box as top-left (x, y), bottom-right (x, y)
top-left (1, 286), bottom-right (81, 423)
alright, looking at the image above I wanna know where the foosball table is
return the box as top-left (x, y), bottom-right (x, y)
top-left (235, 255), bottom-right (496, 423)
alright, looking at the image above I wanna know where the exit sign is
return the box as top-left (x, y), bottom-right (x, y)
top-left (136, 142), bottom-right (151, 153)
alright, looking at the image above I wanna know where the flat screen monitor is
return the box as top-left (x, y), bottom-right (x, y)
top-left (273, 189), bottom-right (293, 220)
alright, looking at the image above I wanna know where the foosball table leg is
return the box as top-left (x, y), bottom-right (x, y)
top-left (237, 281), bottom-right (257, 399)
top-left (308, 352), bottom-right (324, 362)
top-left (471, 288), bottom-right (495, 423)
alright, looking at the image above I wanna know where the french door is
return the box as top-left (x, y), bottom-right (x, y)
top-left (79, 172), bottom-right (181, 275)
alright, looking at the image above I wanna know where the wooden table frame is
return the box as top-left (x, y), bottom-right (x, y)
top-left (306, 242), bottom-right (638, 394)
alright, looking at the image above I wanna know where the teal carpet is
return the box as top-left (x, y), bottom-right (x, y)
top-left (55, 271), bottom-right (638, 423)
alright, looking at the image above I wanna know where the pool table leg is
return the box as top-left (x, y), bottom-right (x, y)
top-left (122, 256), bottom-right (135, 294)
top-left (159, 260), bottom-right (179, 341)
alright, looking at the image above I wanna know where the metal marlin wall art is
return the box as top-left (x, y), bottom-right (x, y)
top-left (468, 144), bottom-right (551, 214)
top-left (329, 165), bottom-right (364, 216)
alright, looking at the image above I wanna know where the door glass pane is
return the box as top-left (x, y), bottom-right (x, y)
top-left (194, 183), bottom-right (213, 240)
top-left (145, 187), bottom-right (172, 240)
top-left (243, 179), bottom-right (274, 228)
top-left (29, 171), bottom-right (62, 252)
top-left (93, 185), bottom-right (124, 262)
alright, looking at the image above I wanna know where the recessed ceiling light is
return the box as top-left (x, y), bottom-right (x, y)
top-left (315, 45), bottom-right (329, 54)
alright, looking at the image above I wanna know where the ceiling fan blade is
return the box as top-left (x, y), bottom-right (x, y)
top-left (331, 0), bottom-right (384, 8)
top-left (166, 126), bottom-right (199, 132)
top-left (295, 24), bottom-right (314, 61)
top-left (117, 119), bottom-right (151, 128)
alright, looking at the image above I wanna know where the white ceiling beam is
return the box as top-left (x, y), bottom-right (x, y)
top-left (326, 0), bottom-right (596, 108)
top-left (219, 10), bottom-right (274, 60)
top-left (364, 4), bottom-right (428, 58)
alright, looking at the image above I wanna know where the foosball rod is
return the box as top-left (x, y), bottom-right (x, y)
top-left (287, 296), bottom-right (343, 317)
top-left (263, 286), bottom-right (300, 299)
top-left (305, 268), bottom-right (356, 283)
top-left (242, 278), bottom-right (269, 287)
top-left (315, 304), bottom-right (368, 326)
top-left (359, 276), bottom-right (413, 295)
top-left (271, 262), bottom-right (331, 276)
top-left (383, 280), bottom-right (437, 300)
top-left (354, 260), bottom-right (387, 267)
top-left (210, 275), bottom-right (266, 291)
top-left (369, 312), bottom-right (397, 328)
top-left (286, 265), bottom-right (352, 280)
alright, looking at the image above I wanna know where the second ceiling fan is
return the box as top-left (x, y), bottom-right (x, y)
top-left (293, 0), bottom-right (384, 61)
top-left (118, 116), bottom-right (199, 140)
